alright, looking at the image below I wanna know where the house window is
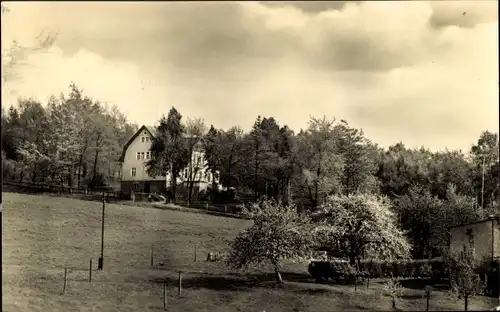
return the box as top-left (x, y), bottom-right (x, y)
top-left (146, 137), bottom-right (149, 142)
top-left (146, 152), bottom-right (150, 160)
top-left (131, 167), bottom-right (137, 177)
top-left (136, 152), bottom-right (140, 160)
top-left (141, 152), bottom-right (145, 159)
top-left (141, 137), bottom-right (145, 143)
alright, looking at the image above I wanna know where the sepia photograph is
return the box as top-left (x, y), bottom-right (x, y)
top-left (1, 1), bottom-right (499, 311)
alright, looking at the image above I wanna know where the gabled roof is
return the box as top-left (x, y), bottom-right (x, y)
top-left (118, 125), bottom-right (156, 162)
top-left (118, 125), bottom-right (205, 162)
top-left (145, 126), bottom-right (157, 137)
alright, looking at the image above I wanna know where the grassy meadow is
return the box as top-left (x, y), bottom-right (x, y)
top-left (2, 192), bottom-right (498, 311)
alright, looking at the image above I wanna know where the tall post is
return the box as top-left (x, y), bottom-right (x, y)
top-left (178, 271), bottom-right (182, 297)
top-left (481, 155), bottom-right (486, 210)
top-left (426, 290), bottom-right (430, 312)
top-left (497, 259), bottom-right (500, 301)
top-left (150, 244), bottom-right (154, 267)
top-left (288, 180), bottom-right (291, 204)
top-left (98, 193), bottom-right (105, 270)
top-left (163, 282), bottom-right (167, 310)
top-left (62, 267), bottom-right (67, 294)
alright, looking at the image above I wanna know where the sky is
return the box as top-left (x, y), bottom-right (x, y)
top-left (1, 1), bottom-right (498, 152)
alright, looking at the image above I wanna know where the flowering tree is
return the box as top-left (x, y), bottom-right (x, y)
top-left (383, 273), bottom-right (404, 310)
top-left (312, 193), bottom-right (411, 264)
top-left (227, 199), bottom-right (313, 283)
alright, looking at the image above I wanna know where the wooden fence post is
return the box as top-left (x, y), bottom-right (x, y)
top-left (224, 205), bottom-right (227, 214)
top-left (150, 245), bottom-right (154, 267)
top-left (194, 245), bottom-right (197, 262)
top-left (62, 267), bottom-right (67, 294)
top-left (89, 259), bottom-right (92, 283)
top-left (424, 286), bottom-right (432, 312)
top-left (178, 271), bottom-right (182, 297)
top-left (426, 290), bottom-right (430, 312)
top-left (163, 282), bottom-right (167, 310)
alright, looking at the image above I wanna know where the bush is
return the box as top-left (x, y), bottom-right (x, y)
top-left (447, 250), bottom-right (487, 311)
top-left (309, 258), bottom-right (448, 281)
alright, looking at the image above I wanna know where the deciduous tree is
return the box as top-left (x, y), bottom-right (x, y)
top-left (227, 199), bottom-right (313, 283)
top-left (183, 117), bottom-right (207, 204)
top-left (147, 107), bottom-right (188, 201)
top-left (312, 193), bottom-right (411, 264)
top-left (295, 116), bottom-right (344, 208)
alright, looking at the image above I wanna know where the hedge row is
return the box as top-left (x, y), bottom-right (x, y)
top-left (308, 258), bottom-right (447, 281)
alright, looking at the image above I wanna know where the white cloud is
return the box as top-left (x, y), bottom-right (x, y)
top-left (1, 1), bottom-right (498, 152)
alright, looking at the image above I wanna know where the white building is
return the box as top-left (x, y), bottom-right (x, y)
top-left (119, 125), bottom-right (220, 198)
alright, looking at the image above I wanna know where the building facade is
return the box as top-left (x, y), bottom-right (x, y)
top-left (119, 125), bottom-right (166, 197)
top-left (169, 139), bottom-right (220, 192)
top-left (449, 216), bottom-right (500, 262)
top-left (119, 125), bottom-right (220, 199)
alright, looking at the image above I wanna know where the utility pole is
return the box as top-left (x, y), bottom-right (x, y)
top-left (288, 180), bottom-right (291, 204)
top-left (98, 192), bottom-right (106, 270)
top-left (481, 154), bottom-right (486, 210)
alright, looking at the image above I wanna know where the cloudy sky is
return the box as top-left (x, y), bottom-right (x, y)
top-left (2, 1), bottom-right (498, 151)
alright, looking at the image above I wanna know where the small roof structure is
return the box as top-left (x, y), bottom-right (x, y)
top-left (449, 214), bottom-right (500, 230)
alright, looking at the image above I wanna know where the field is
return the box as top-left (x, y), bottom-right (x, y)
top-left (2, 192), bottom-right (498, 311)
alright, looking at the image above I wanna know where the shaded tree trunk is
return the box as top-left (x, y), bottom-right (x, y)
top-left (68, 163), bottom-right (74, 192)
top-left (188, 176), bottom-right (195, 205)
top-left (92, 149), bottom-right (99, 187)
top-left (171, 163), bottom-right (177, 201)
top-left (227, 155), bottom-right (233, 190)
top-left (349, 252), bottom-right (357, 265)
top-left (77, 153), bottom-right (84, 188)
top-left (31, 165), bottom-right (37, 183)
top-left (464, 295), bottom-right (468, 311)
top-left (274, 266), bottom-right (283, 284)
top-left (82, 162), bottom-right (87, 182)
top-left (18, 169), bottom-right (24, 183)
top-left (211, 168), bottom-right (216, 191)
top-left (60, 174), bottom-right (65, 191)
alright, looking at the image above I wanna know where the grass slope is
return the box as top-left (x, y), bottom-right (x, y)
top-left (2, 192), bottom-right (497, 311)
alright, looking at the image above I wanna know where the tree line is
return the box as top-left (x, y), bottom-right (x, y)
top-left (148, 107), bottom-right (499, 261)
top-left (2, 83), bottom-right (137, 189)
top-left (2, 84), bottom-right (499, 260)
